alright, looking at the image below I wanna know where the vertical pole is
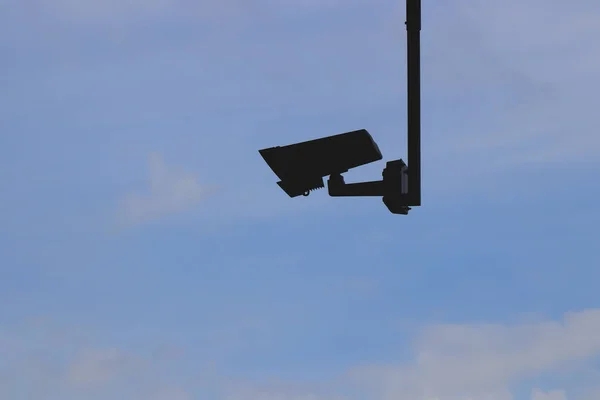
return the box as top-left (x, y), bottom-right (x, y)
top-left (406, 0), bottom-right (421, 206)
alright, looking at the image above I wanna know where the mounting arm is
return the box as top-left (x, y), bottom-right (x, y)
top-left (327, 160), bottom-right (411, 214)
top-left (328, 175), bottom-right (384, 197)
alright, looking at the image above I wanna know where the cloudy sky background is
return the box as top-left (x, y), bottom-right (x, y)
top-left (1, 0), bottom-right (600, 399)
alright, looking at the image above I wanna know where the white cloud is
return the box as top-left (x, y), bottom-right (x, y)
top-left (67, 348), bottom-right (136, 388)
top-left (531, 389), bottom-right (567, 400)
top-left (348, 309), bottom-right (600, 400)
top-left (2, 310), bottom-right (600, 399)
top-left (152, 387), bottom-right (192, 400)
top-left (118, 153), bottom-right (215, 225)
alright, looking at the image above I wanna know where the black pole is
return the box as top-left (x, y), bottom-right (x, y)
top-left (406, 0), bottom-right (421, 206)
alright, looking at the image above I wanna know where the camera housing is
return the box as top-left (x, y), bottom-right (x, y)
top-left (259, 129), bottom-right (382, 197)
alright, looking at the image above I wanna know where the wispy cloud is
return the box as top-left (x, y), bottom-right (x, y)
top-left (66, 348), bottom-right (138, 389)
top-left (117, 153), bottom-right (216, 226)
top-left (373, 0), bottom-right (594, 204)
top-left (426, 0), bottom-right (600, 171)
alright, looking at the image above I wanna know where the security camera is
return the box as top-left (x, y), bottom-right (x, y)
top-left (258, 129), bottom-right (382, 198)
top-left (259, 129), bottom-right (412, 215)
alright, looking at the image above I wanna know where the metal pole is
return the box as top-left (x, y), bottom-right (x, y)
top-left (406, 0), bottom-right (421, 206)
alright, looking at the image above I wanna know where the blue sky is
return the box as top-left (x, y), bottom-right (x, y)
top-left (1, 0), bottom-right (600, 399)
